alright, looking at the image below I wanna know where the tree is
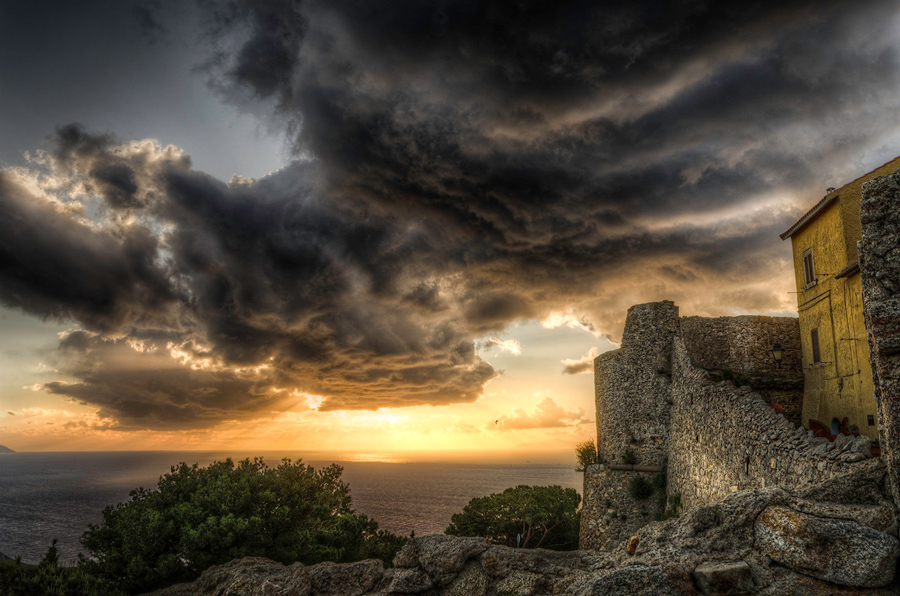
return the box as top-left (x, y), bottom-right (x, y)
top-left (79, 458), bottom-right (404, 594)
top-left (445, 485), bottom-right (580, 550)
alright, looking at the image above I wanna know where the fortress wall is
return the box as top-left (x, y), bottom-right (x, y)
top-left (579, 466), bottom-right (664, 551)
top-left (595, 301), bottom-right (678, 468)
top-left (681, 315), bottom-right (804, 425)
top-left (680, 315), bottom-right (802, 376)
top-left (668, 335), bottom-right (857, 511)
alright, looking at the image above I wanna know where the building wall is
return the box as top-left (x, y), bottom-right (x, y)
top-left (787, 157), bottom-right (900, 440)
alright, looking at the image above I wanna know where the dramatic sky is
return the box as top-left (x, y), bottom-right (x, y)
top-left (2, 0), bottom-right (900, 454)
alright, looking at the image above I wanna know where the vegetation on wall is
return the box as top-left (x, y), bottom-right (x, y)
top-left (575, 439), bottom-right (603, 471)
top-left (445, 485), bottom-right (580, 550)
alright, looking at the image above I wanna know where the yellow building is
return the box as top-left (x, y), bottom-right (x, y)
top-left (780, 156), bottom-right (900, 440)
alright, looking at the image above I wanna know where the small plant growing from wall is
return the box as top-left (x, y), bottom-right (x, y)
top-left (574, 439), bottom-right (603, 471)
top-left (628, 475), bottom-right (654, 500)
top-left (621, 450), bottom-right (637, 465)
top-left (657, 493), bottom-right (682, 521)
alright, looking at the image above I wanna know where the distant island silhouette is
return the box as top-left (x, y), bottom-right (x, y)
top-left (0, 445), bottom-right (15, 453)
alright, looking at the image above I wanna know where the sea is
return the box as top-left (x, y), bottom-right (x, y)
top-left (0, 450), bottom-right (583, 565)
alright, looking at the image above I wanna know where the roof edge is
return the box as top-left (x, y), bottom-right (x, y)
top-left (780, 193), bottom-right (838, 240)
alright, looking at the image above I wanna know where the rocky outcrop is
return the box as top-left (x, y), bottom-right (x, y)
top-left (861, 172), bottom-right (900, 507)
top-left (141, 461), bottom-right (899, 596)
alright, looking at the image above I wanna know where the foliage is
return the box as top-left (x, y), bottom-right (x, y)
top-left (80, 458), bottom-right (405, 594)
top-left (628, 476), bottom-right (654, 500)
top-left (574, 440), bottom-right (603, 471)
top-left (445, 485), bottom-right (581, 550)
top-left (621, 449), bottom-right (637, 465)
top-left (0, 543), bottom-right (122, 596)
top-left (652, 472), bottom-right (667, 489)
top-left (657, 494), bottom-right (682, 521)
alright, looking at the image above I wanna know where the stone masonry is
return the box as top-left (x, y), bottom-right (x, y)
top-left (861, 172), bottom-right (900, 506)
top-left (581, 302), bottom-right (874, 550)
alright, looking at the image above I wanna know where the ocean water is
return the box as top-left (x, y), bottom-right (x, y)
top-left (0, 451), bottom-right (583, 564)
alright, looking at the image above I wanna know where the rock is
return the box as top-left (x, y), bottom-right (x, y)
top-left (441, 561), bottom-right (490, 596)
top-left (569, 566), bottom-right (678, 596)
top-left (693, 561), bottom-right (754, 595)
top-left (307, 560), bottom-right (383, 596)
top-left (495, 570), bottom-right (543, 596)
top-left (192, 557), bottom-right (310, 596)
top-left (788, 498), bottom-right (897, 534)
top-left (400, 535), bottom-right (487, 586)
top-left (385, 567), bottom-right (432, 593)
top-left (625, 535), bottom-right (639, 556)
top-left (141, 583), bottom-right (194, 596)
top-left (754, 505), bottom-right (899, 587)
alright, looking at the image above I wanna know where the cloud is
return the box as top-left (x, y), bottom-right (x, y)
top-left (561, 347), bottom-right (601, 375)
top-left (483, 338), bottom-right (522, 356)
top-left (4, 1), bottom-right (900, 428)
top-left (491, 397), bottom-right (587, 430)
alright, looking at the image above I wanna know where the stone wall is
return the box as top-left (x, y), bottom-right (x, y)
top-left (667, 335), bottom-right (864, 511)
top-left (681, 315), bottom-right (804, 425)
top-left (861, 172), bottom-right (900, 506)
top-left (681, 315), bottom-right (802, 377)
top-left (579, 465), bottom-right (664, 551)
top-left (594, 301), bottom-right (677, 468)
top-left (583, 301), bottom-right (876, 550)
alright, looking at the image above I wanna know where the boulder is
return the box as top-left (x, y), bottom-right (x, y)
top-left (754, 505), bottom-right (899, 587)
top-left (441, 561), bottom-right (490, 596)
top-left (693, 561), bottom-right (754, 595)
top-left (495, 570), bottom-right (543, 596)
top-left (569, 566), bottom-right (679, 596)
top-left (384, 567), bottom-right (432, 593)
top-left (192, 557), bottom-right (310, 596)
top-left (307, 559), bottom-right (383, 596)
top-left (396, 534), bottom-right (488, 586)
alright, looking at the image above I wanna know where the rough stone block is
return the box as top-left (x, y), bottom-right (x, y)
top-left (308, 559), bottom-right (384, 596)
top-left (570, 566), bottom-right (677, 596)
top-left (693, 561), bottom-right (754, 595)
top-left (754, 505), bottom-right (899, 587)
top-left (385, 567), bottom-right (432, 593)
top-left (192, 558), bottom-right (311, 596)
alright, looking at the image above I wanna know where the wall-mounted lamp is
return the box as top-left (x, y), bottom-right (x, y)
top-left (770, 342), bottom-right (785, 368)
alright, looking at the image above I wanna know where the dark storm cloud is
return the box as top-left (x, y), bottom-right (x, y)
top-left (4, 0), bottom-right (900, 428)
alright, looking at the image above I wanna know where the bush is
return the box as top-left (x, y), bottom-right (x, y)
top-left (446, 485), bottom-right (580, 550)
top-left (621, 450), bottom-right (637, 465)
top-left (657, 493), bottom-right (682, 521)
top-left (628, 476), bottom-right (654, 500)
top-left (575, 440), bottom-right (603, 471)
top-left (0, 543), bottom-right (122, 596)
top-left (80, 458), bottom-right (404, 594)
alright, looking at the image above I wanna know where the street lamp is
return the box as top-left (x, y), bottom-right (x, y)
top-left (770, 342), bottom-right (785, 368)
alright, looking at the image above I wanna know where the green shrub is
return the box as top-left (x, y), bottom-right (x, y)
top-left (656, 493), bottom-right (682, 521)
top-left (446, 485), bottom-right (581, 550)
top-left (575, 440), bottom-right (603, 471)
top-left (80, 458), bottom-right (405, 594)
top-left (735, 374), bottom-right (750, 387)
top-left (0, 542), bottom-right (122, 596)
top-left (628, 476), bottom-right (654, 500)
top-left (621, 450), bottom-right (637, 465)
top-left (652, 472), bottom-right (667, 489)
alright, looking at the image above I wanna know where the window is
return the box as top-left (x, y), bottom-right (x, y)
top-left (811, 328), bottom-right (821, 363)
top-left (803, 249), bottom-right (816, 288)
